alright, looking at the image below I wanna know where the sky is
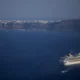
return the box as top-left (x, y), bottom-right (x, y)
top-left (0, 0), bottom-right (80, 20)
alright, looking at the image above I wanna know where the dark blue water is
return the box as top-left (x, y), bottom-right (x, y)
top-left (0, 30), bottom-right (80, 80)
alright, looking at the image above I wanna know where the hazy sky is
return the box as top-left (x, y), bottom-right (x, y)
top-left (0, 0), bottom-right (80, 20)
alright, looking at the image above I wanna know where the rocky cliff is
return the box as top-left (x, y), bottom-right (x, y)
top-left (0, 19), bottom-right (80, 31)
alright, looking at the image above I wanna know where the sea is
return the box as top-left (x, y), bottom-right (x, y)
top-left (0, 29), bottom-right (80, 80)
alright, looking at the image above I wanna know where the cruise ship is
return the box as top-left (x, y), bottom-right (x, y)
top-left (60, 53), bottom-right (80, 66)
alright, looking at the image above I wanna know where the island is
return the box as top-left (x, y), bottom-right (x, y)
top-left (0, 19), bottom-right (80, 31)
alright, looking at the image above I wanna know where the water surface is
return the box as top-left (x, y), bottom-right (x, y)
top-left (0, 30), bottom-right (80, 80)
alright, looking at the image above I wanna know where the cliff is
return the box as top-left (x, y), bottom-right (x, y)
top-left (0, 19), bottom-right (80, 31)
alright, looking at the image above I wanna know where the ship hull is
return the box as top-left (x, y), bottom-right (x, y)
top-left (64, 61), bottom-right (80, 66)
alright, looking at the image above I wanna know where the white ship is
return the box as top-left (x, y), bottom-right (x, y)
top-left (60, 53), bottom-right (80, 66)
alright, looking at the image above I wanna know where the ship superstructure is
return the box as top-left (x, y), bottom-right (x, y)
top-left (60, 53), bottom-right (80, 66)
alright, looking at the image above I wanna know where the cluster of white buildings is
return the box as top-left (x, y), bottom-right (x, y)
top-left (0, 20), bottom-right (55, 24)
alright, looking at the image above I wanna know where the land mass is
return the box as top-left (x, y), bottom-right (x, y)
top-left (0, 19), bottom-right (80, 31)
